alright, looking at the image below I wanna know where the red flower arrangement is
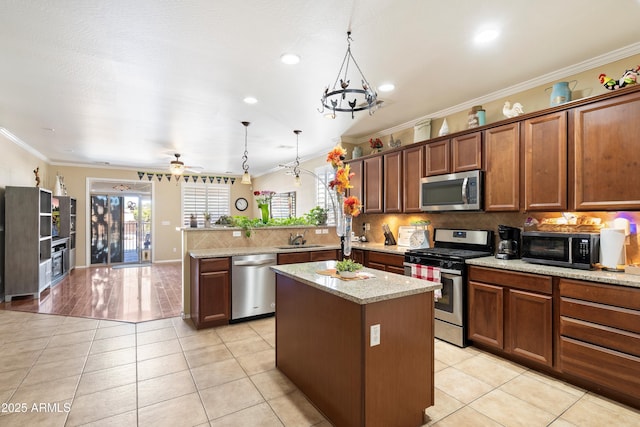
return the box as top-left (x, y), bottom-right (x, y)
top-left (369, 138), bottom-right (383, 149)
top-left (326, 146), bottom-right (346, 169)
top-left (343, 196), bottom-right (362, 217)
top-left (253, 190), bottom-right (275, 205)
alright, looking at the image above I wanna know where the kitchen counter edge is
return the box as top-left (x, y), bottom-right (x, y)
top-left (189, 242), bottom-right (408, 258)
top-left (466, 257), bottom-right (640, 289)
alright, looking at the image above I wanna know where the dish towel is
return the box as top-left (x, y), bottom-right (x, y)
top-left (411, 264), bottom-right (443, 301)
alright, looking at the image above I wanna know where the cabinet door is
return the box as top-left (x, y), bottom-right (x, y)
top-left (199, 270), bottom-right (230, 325)
top-left (347, 160), bottom-right (363, 203)
top-left (468, 281), bottom-right (504, 349)
top-left (383, 151), bottom-right (402, 213)
top-left (349, 249), bottom-right (365, 264)
top-left (524, 112), bottom-right (567, 211)
top-left (310, 250), bottom-right (338, 261)
top-left (278, 252), bottom-right (310, 265)
top-left (507, 289), bottom-right (553, 367)
top-left (484, 123), bottom-right (520, 211)
top-left (363, 156), bottom-right (383, 213)
top-left (402, 145), bottom-right (424, 213)
top-left (425, 140), bottom-right (450, 176)
top-left (452, 132), bottom-right (482, 172)
top-left (572, 90), bottom-right (640, 210)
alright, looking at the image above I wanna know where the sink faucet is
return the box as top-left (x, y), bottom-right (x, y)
top-left (289, 231), bottom-right (307, 246)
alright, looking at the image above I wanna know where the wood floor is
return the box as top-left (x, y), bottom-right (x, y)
top-left (0, 262), bottom-right (182, 323)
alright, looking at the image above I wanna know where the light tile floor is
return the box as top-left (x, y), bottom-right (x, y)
top-left (1, 310), bottom-right (639, 427)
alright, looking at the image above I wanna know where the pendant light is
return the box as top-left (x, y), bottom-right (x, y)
top-left (293, 129), bottom-right (302, 186)
top-left (240, 121), bottom-right (251, 185)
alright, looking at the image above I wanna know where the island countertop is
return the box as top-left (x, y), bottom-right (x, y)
top-left (271, 260), bottom-right (441, 305)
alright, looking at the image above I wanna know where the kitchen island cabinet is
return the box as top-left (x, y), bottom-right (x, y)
top-left (272, 261), bottom-right (439, 427)
top-left (366, 251), bottom-right (405, 275)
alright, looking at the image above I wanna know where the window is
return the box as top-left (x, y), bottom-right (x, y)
top-left (315, 165), bottom-right (336, 225)
top-left (182, 183), bottom-right (230, 226)
top-left (271, 192), bottom-right (296, 219)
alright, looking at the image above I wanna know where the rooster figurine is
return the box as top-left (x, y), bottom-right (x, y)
top-left (503, 101), bottom-right (524, 118)
top-left (599, 65), bottom-right (640, 90)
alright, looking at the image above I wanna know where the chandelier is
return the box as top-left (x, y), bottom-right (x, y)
top-left (293, 130), bottom-right (302, 186)
top-left (319, 31), bottom-right (378, 119)
top-left (240, 121), bottom-right (251, 184)
top-left (169, 153), bottom-right (185, 175)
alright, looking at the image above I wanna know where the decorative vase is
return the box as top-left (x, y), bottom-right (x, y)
top-left (334, 193), bottom-right (345, 237)
top-left (258, 203), bottom-right (270, 224)
top-left (190, 214), bottom-right (197, 228)
top-left (343, 214), bottom-right (352, 257)
top-left (204, 219), bottom-right (211, 228)
top-left (438, 118), bottom-right (449, 136)
top-left (352, 146), bottom-right (363, 159)
top-left (546, 81), bottom-right (577, 106)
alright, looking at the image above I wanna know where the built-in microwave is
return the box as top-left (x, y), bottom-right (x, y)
top-left (420, 170), bottom-right (482, 212)
top-left (521, 231), bottom-right (600, 270)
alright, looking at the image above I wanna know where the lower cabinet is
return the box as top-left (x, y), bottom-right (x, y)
top-left (559, 278), bottom-right (640, 407)
top-left (366, 251), bottom-right (405, 275)
top-left (277, 249), bottom-right (338, 265)
top-left (348, 248), bottom-right (365, 265)
top-left (190, 256), bottom-right (231, 329)
top-left (468, 266), bottom-right (553, 368)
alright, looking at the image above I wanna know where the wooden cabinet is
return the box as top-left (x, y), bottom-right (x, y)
top-left (559, 278), bottom-right (640, 408)
top-left (190, 257), bottom-right (231, 329)
top-left (348, 248), bottom-right (365, 264)
top-left (366, 251), bottom-right (405, 275)
top-left (5, 186), bottom-right (53, 301)
top-left (383, 151), bottom-right (402, 213)
top-left (402, 145), bottom-right (424, 212)
top-left (363, 156), bottom-right (383, 213)
top-left (347, 159), bottom-right (363, 204)
top-left (484, 123), bottom-right (520, 211)
top-left (278, 249), bottom-right (339, 265)
top-left (523, 112), bottom-right (567, 211)
top-left (425, 132), bottom-right (482, 176)
top-left (571, 90), bottom-right (640, 210)
top-left (468, 266), bottom-right (553, 368)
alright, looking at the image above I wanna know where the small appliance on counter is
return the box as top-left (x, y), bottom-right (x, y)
top-left (521, 231), bottom-right (600, 270)
top-left (496, 225), bottom-right (521, 259)
top-left (382, 223), bottom-right (397, 246)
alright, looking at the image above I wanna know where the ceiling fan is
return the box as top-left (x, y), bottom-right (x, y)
top-left (168, 153), bottom-right (202, 175)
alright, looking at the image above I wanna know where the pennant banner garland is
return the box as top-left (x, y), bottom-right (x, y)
top-left (136, 172), bottom-right (238, 185)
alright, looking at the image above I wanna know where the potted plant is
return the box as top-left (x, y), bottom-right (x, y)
top-left (203, 212), bottom-right (211, 227)
top-left (335, 259), bottom-right (363, 278)
top-left (306, 206), bottom-right (328, 225)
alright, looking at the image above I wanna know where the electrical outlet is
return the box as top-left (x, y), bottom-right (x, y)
top-left (322, 229), bottom-right (329, 234)
top-left (370, 324), bottom-right (380, 346)
top-left (315, 229), bottom-right (322, 234)
top-left (233, 231), bottom-right (241, 237)
top-left (365, 223), bottom-right (371, 231)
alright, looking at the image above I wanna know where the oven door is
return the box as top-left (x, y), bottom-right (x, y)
top-left (434, 271), bottom-right (463, 326)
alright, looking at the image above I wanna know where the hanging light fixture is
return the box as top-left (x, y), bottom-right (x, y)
top-left (319, 31), bottom-right (378, 119)
top-left (169, 153), bottom-right (185, 176)
top-left (293, 130), bottom-right (302, 186)
top-left (240, 121), bottom-right (251, 184)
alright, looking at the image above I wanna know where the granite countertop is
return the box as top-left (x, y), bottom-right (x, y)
top-left (466, 257), bottom-right (640, 289)
top-left (189, 242), bottom-right (409, 258)
top-left (271, 260), bottom-right (441, 305)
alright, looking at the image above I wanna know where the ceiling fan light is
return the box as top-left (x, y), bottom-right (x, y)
top-left (241, 171), bottom-right (252, 185)
top-left (294, 174), bottom-right (301, 187)
top-left (169, 154), bottom-right (185, 175)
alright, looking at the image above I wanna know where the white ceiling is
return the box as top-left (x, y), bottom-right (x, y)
top-left (2, 0), bottom-right (640, 177)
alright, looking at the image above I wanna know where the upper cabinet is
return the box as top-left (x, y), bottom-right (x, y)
top-left (402, 145), bottom-right (424, 213)
top-left (363, 156), bottom-right (383, 213)
top-left (383, 151), bottom-right (402, 213)
top-left (484, 123), bottom-right (520, 211)
top-left (347, 160), bottom-right (363, 204)
top-left (571, 90), bottom-right (640, 210)
top-left (425, 132), bottom-right (482, 176)
top-left (523, 112), bottom-right (568, 211)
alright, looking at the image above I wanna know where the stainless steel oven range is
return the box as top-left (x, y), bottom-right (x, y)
top-left (404, 229), bottom-right (494, 347)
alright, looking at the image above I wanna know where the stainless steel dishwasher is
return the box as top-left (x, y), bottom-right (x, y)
top-left (231, 254), bottom-right (277, 321)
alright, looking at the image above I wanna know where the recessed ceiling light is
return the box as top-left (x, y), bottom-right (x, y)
top-left (474, 28), bottom-right (500, 44)
top-left (280, 53), bottom-right (300, 65)
top-left (243, 96), bottom-right (258, 104)
top-left (378, 83), bottom-right (395, 93)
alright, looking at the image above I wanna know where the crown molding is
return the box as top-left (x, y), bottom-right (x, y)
top-left (0, 127), bottom-right (49, 162)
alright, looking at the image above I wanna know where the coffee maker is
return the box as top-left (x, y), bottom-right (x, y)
top-left (496, 225), bottom-right (521, 259)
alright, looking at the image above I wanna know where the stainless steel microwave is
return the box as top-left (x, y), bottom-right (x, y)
top-left (521, 231), bottom-right (600, 270)
top-left (420, 170), bottom-right (482, 212)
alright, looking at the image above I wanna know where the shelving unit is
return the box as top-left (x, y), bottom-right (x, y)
top-left (5, 186), bottom-right (53, 301)
top-left (58, 196), bottom-right (77, 271)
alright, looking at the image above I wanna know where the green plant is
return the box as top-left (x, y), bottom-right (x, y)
top-left (305, 206), bottom-right (329, 225)
top-left (335, 259), bottom-right (363, 272)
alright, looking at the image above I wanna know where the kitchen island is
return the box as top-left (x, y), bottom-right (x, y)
top-left (272, 261), bottom-right (441, 427)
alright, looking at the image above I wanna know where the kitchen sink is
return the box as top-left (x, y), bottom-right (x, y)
top-left (275, 244), bottom-right (325, 250)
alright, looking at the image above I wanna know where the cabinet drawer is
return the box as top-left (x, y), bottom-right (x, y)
top-left (199, 257), bottom-right (230, 273)
top-left (367, 251), bottom-right (404, 268)
top-left (560, 297), bottom-right (640, 334)
top-left (310, 250), bottom-right (337, 261)
top-left (560, 316), bottom-right (640, 356)
top-left (559, 279), bottom-right (640, 310)
top-left (560, 336), bottom-right (640, 401)
top-left (468, 266), bottom-right (552, 294)
top-left (278, 252), bottom-right (310, 265)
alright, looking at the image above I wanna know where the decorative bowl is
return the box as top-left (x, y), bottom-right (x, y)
top-left (338, 270), bottom-right (358, 278)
